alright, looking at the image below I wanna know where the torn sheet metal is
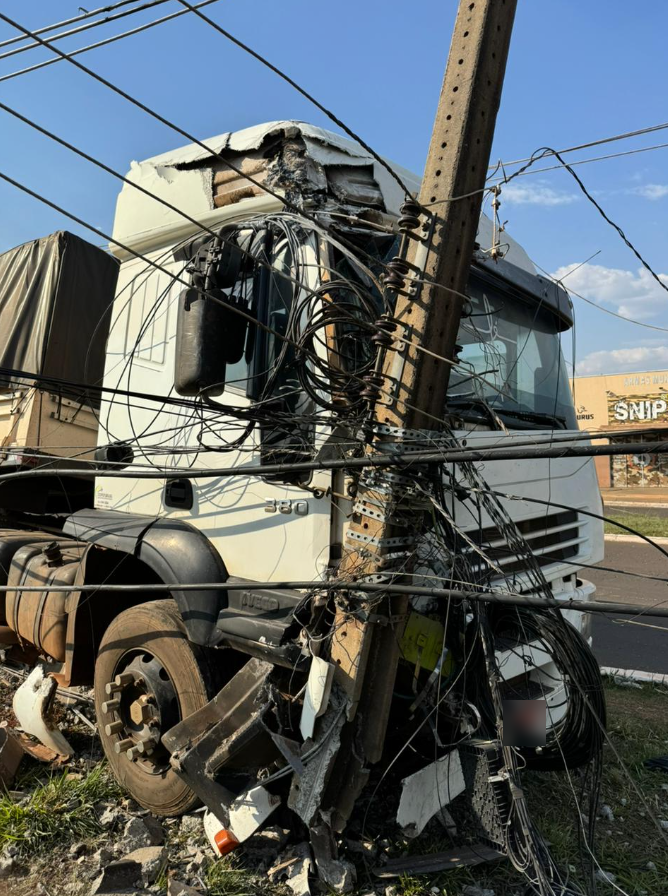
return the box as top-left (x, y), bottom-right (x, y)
top-left (288, 697), bottom-right (346, 827)
top-left (396, 749), bottom-right (465, 838)
top-left (12, 665), bottom-right (74, 756)
top-left (300, 656), bottom-right (334, 741)
top-left (165, 658), bottom-right (275, 822)
top-left (373, 843), bottom-right (505, 878)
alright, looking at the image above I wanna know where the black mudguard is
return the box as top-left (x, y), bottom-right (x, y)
top-left (64, 509), bottom-right (227, 646)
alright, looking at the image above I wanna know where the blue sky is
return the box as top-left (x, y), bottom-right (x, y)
top-left (1, 0), bottom-right (667, 376)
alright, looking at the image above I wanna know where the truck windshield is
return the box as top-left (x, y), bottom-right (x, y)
top-left (448, 275), bottom-right (577, 430)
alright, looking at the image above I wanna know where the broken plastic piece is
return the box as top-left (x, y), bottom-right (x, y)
top-left (12, 665), bottom-right (74, 756)
top-left (300, 656), bottom-right (334, 741)
top-left (228, 785), bottom-right (281, 841)
top-left (396, 749), bottom-right (465, 838)
top-left (204, 785), bottom-right (280, 855)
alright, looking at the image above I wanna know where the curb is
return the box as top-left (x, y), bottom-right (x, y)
top-left (604, 533), bottom-right (668, 545)
top-left (604, 500), bottom-right (668, 509)
top-left (601, 666), bottom-right (668, 687)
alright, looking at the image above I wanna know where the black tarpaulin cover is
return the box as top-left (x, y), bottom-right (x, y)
top-left (0, 230), bottom-right (118, 397)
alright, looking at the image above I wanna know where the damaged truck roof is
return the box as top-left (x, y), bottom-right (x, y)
top-left (111, 119), bottom-right (535, 275)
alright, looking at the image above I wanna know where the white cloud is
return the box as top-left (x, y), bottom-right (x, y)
top-left (629, 183), bottom-right (668, 200)
top-left (576, 345), bottom-right (668, 376)
top-left (501, 180), bottom-right (579, 207)
top-left (552, 262), bottom-right (668, 321)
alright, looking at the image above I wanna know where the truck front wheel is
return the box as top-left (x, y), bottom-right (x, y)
top-left (94, 599), bottom-right (213, 816)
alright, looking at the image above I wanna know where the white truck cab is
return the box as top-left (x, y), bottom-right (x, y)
top-left (0, 121), bottom-right (603, 822)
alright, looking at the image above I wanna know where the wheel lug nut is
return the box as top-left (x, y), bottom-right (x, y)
top-left (102, 698), bottom-right (121, 714)
top-left (114, 738), bottom-right (134, 754)
top-left (105, 720), bottom-right (124, 736)
top-left (115, 672), bottom-right (135, 688)
top-left (105, 672), bottom-right (134, 695)
top-left (126, 746), bottom-right (140, 762)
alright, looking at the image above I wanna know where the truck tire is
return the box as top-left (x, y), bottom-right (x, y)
top-left (94, 599), bottom-right (213, 816)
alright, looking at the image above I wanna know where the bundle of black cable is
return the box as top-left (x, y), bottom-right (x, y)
top-left (492, 607), bottom-right (606, 771)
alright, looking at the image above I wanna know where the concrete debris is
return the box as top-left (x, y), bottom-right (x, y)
top-left (462, 887), bottom-right (496, 896)
top-left (244, 825), bottom-right (291, 867)
top-left (167, 880), bottom-right (203, 896)
top-left (82, 848), bottom-right (116, 880)
top-left (594, 869), bottom-right (617, 885)
top-left (121, 815), bottom-right (164, 852)
top-left (396, 749), bottom-right (465, 838)
top-left (660, 820), bottom-right (668, 831)
top-left (179, 814), bottom-right (203, 837)
top-left (12, 665), bottom-right (74, 756)
top-left (0, 856), bottom-right (17, 879)
top-left (98, 805), bottom-right (124, 829)
top-left (646, 861), bottom-right (657, 871)
top-left (268, 842), bottom-right (313, 896)
top-left (184, 850), bottom-right (207, 876)
top-left (91, 846), bottom-right (167, 894)
top-left (311, 853), bottom-right (356, 893)
top-left (598, 803), bottom-right (615, 822)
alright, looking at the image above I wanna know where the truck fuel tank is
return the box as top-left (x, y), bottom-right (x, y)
top-left (5, 540), bottom-right (88, 663)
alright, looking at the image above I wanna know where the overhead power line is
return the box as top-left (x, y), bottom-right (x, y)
top-left (490, 138), bottom-right (668, 184)
top-left (174, 0), bottom-right (412, 197)
top-left (0, 0), bottom-right (222, 85)
top-left (532, 260), bottom-right (668, 335)
top-left (0, 0), bottom-right (146, 50)
top-left (495, 119), bottom-right (668, 171)
top-left (501, 146), bottom-right (668, 299)
top-left (0, 0), bottom-right (174, 62)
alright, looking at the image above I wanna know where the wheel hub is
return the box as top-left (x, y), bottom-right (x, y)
top-left (102, 651), bottom-right (179, 769)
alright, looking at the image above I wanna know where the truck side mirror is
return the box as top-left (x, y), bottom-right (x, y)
top-left (174, 237), bottom-right (253, 397)
top-left (174, 288), bottom-right (250, 396)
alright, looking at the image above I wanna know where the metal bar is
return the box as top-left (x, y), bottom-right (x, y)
top-left (0, 579), bottom-right (662, 618)
top-left (3, 440), bottom-right (668, 481)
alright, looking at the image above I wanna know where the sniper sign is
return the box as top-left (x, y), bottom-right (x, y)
top-left (612, 397), bottom-right (668, 423)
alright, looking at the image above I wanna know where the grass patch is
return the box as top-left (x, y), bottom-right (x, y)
top-left (205, 856), bottom-right (267, 896)
top-left (0, 763), bottom-right (121, 856)
top-left (604, 509), bottom-right (668, 537)
top-left (0, 684), bottom-right (666, 896)
top-left (383, 681), bottom-right (668, 896)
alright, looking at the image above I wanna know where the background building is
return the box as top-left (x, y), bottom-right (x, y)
top-left (570, 370), bottom-right (668, 489)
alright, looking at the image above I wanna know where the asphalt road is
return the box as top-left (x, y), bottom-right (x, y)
top-left (587, 538), bottom-right (668, 675)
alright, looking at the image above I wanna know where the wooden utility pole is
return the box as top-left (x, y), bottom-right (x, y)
top-left (322, 0), bottom-right (518, 831)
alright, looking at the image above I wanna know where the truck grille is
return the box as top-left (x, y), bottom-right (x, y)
top-left (461, 509), bottom-right (585, 578)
